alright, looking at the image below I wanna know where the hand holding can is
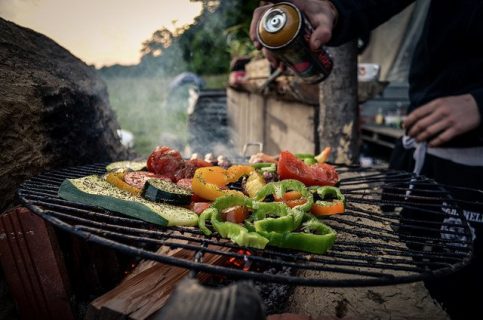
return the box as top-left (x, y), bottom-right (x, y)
top-left (249, 0), bottom-right (338, 82)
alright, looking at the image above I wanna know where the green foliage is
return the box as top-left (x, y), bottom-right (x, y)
top-left (139, 0), bottom-right (260, 76)
top-left (203, 74), bottom-right (229, 88)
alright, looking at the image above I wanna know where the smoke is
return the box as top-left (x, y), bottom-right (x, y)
top-left (98, 1), bottom-right (250, 161)
top-left (184, 88), bottom-right (242, 161)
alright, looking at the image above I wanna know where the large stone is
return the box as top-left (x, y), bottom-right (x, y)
top-left (0, 18), bottom-right (130, 211)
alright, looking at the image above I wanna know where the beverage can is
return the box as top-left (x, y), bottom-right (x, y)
top-left (257, 2), bottom-right (333, 83)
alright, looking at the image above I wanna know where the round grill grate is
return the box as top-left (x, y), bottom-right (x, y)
top-left (16, 163), bottom-right (476, 287)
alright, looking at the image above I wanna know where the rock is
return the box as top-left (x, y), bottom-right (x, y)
top-left (0, 18), bottom-right (130, 211)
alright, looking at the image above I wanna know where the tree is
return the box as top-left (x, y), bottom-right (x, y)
top-left (138, 0), bottom-right (259, 76)
top-left (318, 41), bottom-right (359, 164)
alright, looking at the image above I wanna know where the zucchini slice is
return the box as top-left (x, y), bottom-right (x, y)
top-left (58, 175), bottom-right (198, 227)
top-left (142, 179), bottom-right (192, 205)
top-left (106, 160), bottom-right (147, 172)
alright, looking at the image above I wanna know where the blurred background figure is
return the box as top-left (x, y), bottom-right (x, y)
top-left (160, 72), bottom-right (205, 156)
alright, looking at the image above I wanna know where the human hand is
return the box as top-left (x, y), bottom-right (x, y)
top-left (249, 0), bottom-right (338, 68)
top-left (404, 94), bottom-right (481, 147)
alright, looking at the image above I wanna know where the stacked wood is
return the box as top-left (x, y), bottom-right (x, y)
top-left (86, 243), bottom-right (230, 320)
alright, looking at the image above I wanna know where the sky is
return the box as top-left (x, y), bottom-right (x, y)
top-left (0, 0), bottom-right (203, 67)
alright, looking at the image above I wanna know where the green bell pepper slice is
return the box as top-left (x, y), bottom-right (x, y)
top-left (198, 185), bottom-right (337, 254)
top-left (259, 226), bottom-right (336, 254)
top-left (255, 179), bottom-right (314, 213)
top-left (199, 195), bottom-right (269, 249)
top-left (251, 162), bottom-right (277, 173)
top-left (295, 153), bottom-right (318, 165)
top-left (310, 186), bottom-right (346, 207)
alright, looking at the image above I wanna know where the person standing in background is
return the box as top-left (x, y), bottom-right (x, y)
top-left (250, 1), bottom-right (483, 319)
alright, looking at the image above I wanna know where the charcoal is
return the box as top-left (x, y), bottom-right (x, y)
top-left (255, 267), bottom-right (294, 315)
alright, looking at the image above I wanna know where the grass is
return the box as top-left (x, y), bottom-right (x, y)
top-left (102, 74), bottom-right (228, 157)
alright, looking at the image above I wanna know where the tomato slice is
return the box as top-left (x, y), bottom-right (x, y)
top-left (283, 198), bottom-right (308, 208)
top-left (274, 191), bottom-right (308, 208)
top-left (222, 206), bottom-right (249, 224)
top-left (176, 178), bottom-right (193, 190)
top-left (277, 151), bottom-right (338, 186)
top-left (147, 146), bottom-right (184, 181)
top-left (188, 159), bottom-right (212, 168)
top-left (279, 191), bottom-right (303, 201)
top-left (190, 202), bottom-right (212, 215)
top-left (123, 171), bottom-right (171, 189)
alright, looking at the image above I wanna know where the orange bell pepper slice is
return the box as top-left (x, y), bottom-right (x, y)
top-left (311, 200), bottom-right (345, 216)
top-left (275, 189), bottom-right (345, 215)
top-left (105, 172), bottom-right (141, 196)
top-left (226, 165), bottom-right (254, 183)
top-left (192, 165), bottom-right (254, 201)
top-left (315, 147), bottom-right (332, 163)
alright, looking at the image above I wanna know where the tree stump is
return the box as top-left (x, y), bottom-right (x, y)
top-left (318, 41), bottom-right (359, 164)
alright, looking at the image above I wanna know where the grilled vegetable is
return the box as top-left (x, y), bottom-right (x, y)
top-left (191, 165), bottom-right (254, 201)
top-left (222, 205), bottom-right (249, 224)
top-left (271, 185), bottom-right (346, 216)
top-left (124, 171), bottom-right (171, 189)
top-left (255, 179), bottom-right (313, 213)
top-left (244, 171), bottom-right (266, 198)
top-left (142, 178), bottom-right (192, 205)
top-left (198, 186), bottom-right (337, 254)
top-left (310, 186), bottom-right (346, 216)
top-left (295, 153), bottom-right (318, 165)
top-left (105, 171), bottom-right (142, 196)
top-left (58, 175), bottom-right (198, 227)
top-left (278, 151), bottom-right (338, 186)
top-left (251, 162), bottom-right (276, 173)
top-left (147, 146), bottom-right (184, 181)
top-left (311, 200), bottom-right (345, 216)
top-left (314, 147), bottom-right (332, 163)
top-left (258, 231), bottom-right (335, 254)
top-left (199, 196), bottom-right (269, 249)
top-left (106, 160), bottom-right (146, 172)
top-left (189, 202), bottom-right (212, 215)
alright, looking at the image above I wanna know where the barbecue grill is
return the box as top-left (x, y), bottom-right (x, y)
top-left (16, 163), bottom-right (476, 287)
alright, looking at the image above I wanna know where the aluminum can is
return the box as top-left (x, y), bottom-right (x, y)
top-left (257, 2), bottom-right (333, 83)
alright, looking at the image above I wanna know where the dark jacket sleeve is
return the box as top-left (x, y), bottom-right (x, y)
top-left (328, 0), bottom-right (415, 46)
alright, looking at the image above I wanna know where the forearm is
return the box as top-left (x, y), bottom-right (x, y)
top-left (328, 0), bottom-right (415, 46)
